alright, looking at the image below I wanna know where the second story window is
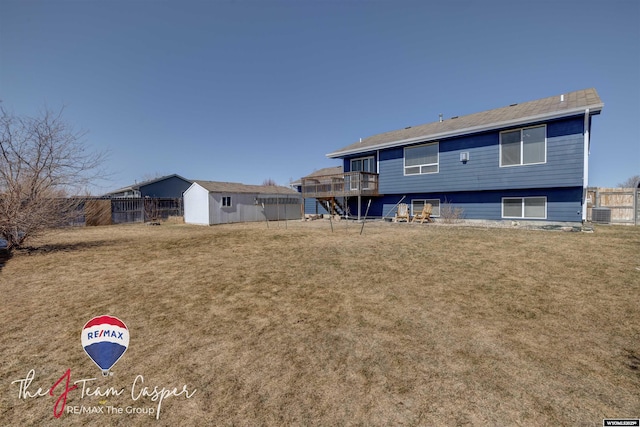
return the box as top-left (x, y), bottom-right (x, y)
top-left (404, 142), bottom-right (439, 175)
top-left (350, 156), bottom-right (375, 173)
top-left (500, 125), bottom-right (546, 166)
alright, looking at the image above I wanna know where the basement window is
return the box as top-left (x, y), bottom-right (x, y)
top-left (502, 197), bottom-right (546, 219)
top-left (411, 199), bottom-right (440, 217)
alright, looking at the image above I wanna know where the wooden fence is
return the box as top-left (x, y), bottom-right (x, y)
top-left (586, 187), bottom-right (639, 225)
top-left (74, 197), bottom-right (183, 225)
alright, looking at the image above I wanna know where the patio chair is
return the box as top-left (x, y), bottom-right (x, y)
top-left (394, 203), bottom-right (410, 222)
top-left (411, 203), bottom-right (433, 224)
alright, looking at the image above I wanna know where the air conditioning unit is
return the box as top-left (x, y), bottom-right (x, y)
top-left (591, 207), bottom-right (611, 224)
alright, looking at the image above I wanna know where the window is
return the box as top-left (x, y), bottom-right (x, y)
top-left (350, 156), bottom-right (375, 173)
top-left (405, 142), bottom-right (439, 175)
top-left (500, 125), bottom-right (546, 166)
top-left (502, 197), bottom-right (546, 219)
top-left (350, 156), bottom-right (376, 190)
top-left (222, 196), bottom-right (232, 207)
top-left (411, 199), bottom-right (440, 217)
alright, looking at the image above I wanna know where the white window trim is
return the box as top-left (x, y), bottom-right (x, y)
top-left (404, 142), bottom-right (439, 175)
top-left (499, 125), bottom-right (547, 167)
top-left (411, 199), bottom-right (440, 217)
top-left (501, 196), bottom-right (547, 219)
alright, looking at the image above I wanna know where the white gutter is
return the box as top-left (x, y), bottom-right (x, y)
top-left (582, 108), bottom-right (590, 223)
top-left (327, 104), bottom-right (603, 158)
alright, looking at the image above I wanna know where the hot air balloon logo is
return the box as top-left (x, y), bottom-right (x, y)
top-left (81, 315), bottom-right (129, 376)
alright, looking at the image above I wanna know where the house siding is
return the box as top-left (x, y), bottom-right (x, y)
top-left (364, 116), bottom-right (585, 195)
top-left (304, 198), bottom-right (331, 215)
top-left (139, 176), bottom-right (192, 198)
top-left (356, 187), bottom-right (583, 223)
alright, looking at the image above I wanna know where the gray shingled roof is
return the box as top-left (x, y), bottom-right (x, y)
top-left (193, 180), bottom-right (299, 195)
top-left (106, 174), bottom-right (192, 195)
top-left (304, 166), bottom-right (343, 178)
top-left (291, 166), bottom-right (344, 186)
top-left (327, 88), bottom-right (603, 158)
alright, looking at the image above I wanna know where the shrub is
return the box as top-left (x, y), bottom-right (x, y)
top-left (440, 199), bottom-right (464, 224)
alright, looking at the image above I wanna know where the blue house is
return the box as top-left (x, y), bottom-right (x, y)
top-left (105, 174), bottom-right (193, 198)
top-left (301, 89), bottom-right (603, 224)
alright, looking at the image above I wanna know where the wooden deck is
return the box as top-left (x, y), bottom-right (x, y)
top-left (301, 171), bottom-right (379, 198)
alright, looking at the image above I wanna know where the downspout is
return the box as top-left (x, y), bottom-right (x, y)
top-left (582, 108), bottom-right (590, 223)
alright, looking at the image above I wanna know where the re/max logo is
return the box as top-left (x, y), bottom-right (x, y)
top-left (86, 330), bottom-right (124, 340)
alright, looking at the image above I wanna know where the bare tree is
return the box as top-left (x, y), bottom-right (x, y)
top-left (0, 106), bottom-right (106, 251)
top-left (262, 178), bottom-right (277, 186)
top-left (144, 197), bottom-right (160, 223)
top-left (618, 174), bottom-right (640, 188)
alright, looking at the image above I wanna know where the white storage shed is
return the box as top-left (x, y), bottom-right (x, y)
top-left (184, 181), bottom-right (302, 225)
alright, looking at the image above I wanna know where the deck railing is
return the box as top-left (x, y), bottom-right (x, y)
top-left (301, 171), bottom-right (379, 198)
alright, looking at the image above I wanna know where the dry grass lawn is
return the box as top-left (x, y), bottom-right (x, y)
top-left (1, 220), bottom-right (639, 426)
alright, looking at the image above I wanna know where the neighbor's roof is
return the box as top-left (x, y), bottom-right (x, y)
top-left (327, 88), bottom-right (603, 158)
top-left (304, 166), bottom-right (343, 178)
top-left (106, 174), bottom-right (192, 195)
top-left (290, 166), bottom-right (344, 186)
top-left (193, 180), bottom-right (300, 195)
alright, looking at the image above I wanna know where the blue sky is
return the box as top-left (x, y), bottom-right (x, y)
top-left (1, 0), bottom-right (638, 193)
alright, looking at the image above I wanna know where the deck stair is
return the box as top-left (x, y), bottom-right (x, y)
top-left (317, 197), bottom-right (346, 216)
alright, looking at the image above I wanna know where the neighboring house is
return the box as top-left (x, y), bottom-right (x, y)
top-left (301, 88), bottom-right (603, 223)
top-left (184, 181), bottom-right (302, 225)
top-left (100, 174), bottom-right (192, 223)
top-left (105, 174), bottom-right (193, 198)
